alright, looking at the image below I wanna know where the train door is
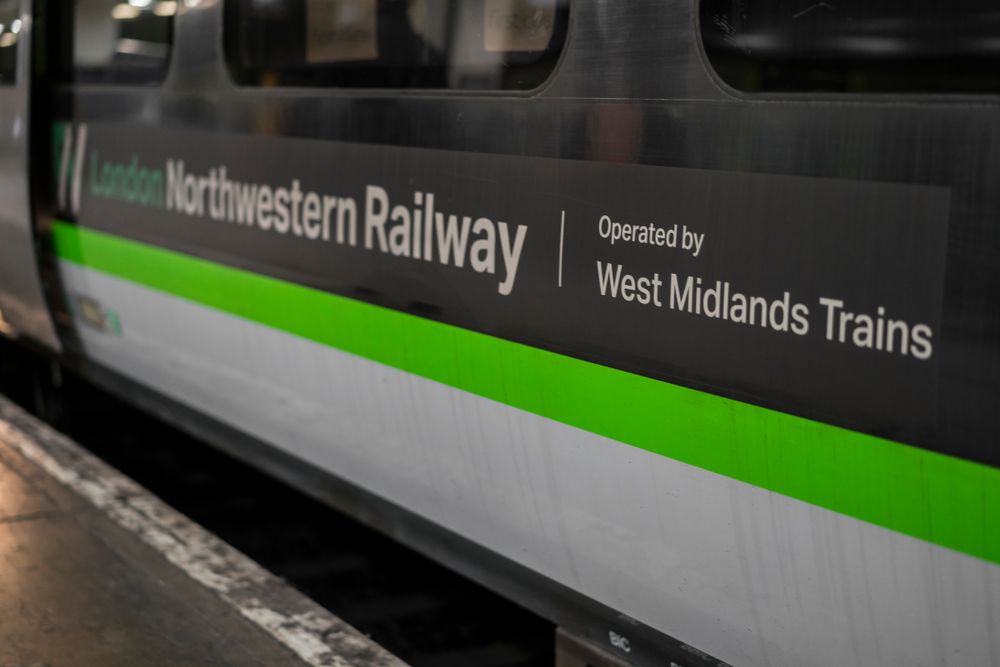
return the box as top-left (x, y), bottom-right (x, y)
top-left (0, 0), bottom-right (59, 351)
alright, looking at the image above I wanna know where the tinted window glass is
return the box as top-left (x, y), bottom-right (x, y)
top-left (0, 1), bottom-right (21, 85)
top-left (70, 0), bottom-right (174, 84)
top-left (225, 0), bottom-right (569, 90)
top-left (701, 0), bottom-right (1000, 94)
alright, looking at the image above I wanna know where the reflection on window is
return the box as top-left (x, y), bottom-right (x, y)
top-left (71, 0), bottom-right (175, 84)
top-left (225, 0), bottom-right (570, 90)
top-left (701, 0), bottom-right (1000, 94)
top-left (0, 1), bottom-right (20, 85)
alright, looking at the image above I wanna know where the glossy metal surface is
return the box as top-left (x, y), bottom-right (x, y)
top-left (0, 0), bottom-right (58, 350)
top-left (47, 2), bottom-right (1000, 666)
top-left (60, 0), bottom-right (999, 463)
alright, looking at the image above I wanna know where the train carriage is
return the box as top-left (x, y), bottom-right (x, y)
top-left (0, 1), bottom-right (997, 665)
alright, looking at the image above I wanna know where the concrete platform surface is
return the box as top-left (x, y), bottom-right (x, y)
top-left (0, 394), bottom-right (405, 667)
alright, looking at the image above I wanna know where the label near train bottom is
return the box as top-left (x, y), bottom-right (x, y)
top-left (55, 121), bottom-right (951, 452)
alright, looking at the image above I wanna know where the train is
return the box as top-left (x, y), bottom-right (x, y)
top-left (0, 1), bottom-right (997, 665)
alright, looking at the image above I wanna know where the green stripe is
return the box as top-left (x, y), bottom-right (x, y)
top-left (52, 220), bottom-right (1000, 565)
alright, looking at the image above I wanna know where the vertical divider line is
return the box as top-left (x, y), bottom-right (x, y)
top-left (558, 210), bottom-right (565, 287)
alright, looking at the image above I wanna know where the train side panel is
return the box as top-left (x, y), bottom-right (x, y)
top-left (38, 2), bottom-right (1000, 666)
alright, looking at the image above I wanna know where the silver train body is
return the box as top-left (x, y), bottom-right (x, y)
top-left (0, 1), bottom-right (997, 665)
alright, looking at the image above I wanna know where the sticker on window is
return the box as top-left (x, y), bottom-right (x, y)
top-left (484, 0), bottom-right (555, 53)
top-left (307, 0), bottom-right (378, 64)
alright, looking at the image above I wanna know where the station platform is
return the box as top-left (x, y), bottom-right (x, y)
top-left (0, 394), bottom-right (405, 667)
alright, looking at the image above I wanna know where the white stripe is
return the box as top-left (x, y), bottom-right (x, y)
top-left (70, 123), bottom-right (87, 215)
top-left (57, 125), bottom-right (73, 212)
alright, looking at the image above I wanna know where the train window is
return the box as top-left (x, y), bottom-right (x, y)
top-left (700, 0), bottom-right (1000, 94)
top-left (69, 0), bottom-right (175, 84)
top-left (0, 1), bottom-right (20, 85)
top-left (224, 0), bottom-right (570, 90)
